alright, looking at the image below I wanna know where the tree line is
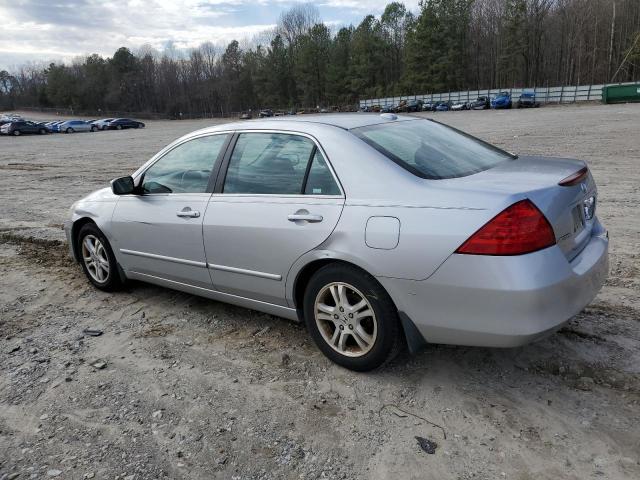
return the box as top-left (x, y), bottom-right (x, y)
top-left (1, 0), bottom-right (639, 116)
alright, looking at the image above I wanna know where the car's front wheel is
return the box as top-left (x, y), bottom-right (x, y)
top-left (77, 223), bottom-right (122, 291)
top-left (303, 264), bottom-right (401, 371)
top-left (116, 125), bottom-right (122, 130)
top-left (13, 130), bottom-right (21, 136)
top-left (91, 126), bottom-right (98, 132)
top-left (66, 128), bottom-right (74, 134)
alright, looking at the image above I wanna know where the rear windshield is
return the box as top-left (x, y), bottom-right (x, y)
top-left (351, 119), bottom-right (514, 179)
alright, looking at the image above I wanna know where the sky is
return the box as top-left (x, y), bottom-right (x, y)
top-left (0, 0), bottom-right (420, 71)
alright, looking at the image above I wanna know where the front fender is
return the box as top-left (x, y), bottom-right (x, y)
top-left (66, 197), bottom-right (118, 260)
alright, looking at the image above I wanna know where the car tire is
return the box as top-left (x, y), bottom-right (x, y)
top-left (91, 126), bottom-right (97, 132)
top-left (116, 125), bottom-right (122, 130)
top-left (66, 128), bottom-right (73, 134)
top-left (76, 223), bottom-right (122, 292)
top-left (39, 128), bottom-right (47, 134)
top-left (303, 263), bottom-right (401, 371)
top-left (13, 130), bottom-right (21, 136)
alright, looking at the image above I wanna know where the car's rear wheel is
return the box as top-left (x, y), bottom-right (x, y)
top-left (77, 223), bottom-right (122, 291)
top-left (66, 128), bottom-right (73, 134)
top-left (303, 264), bottom-right (401, 371)
top-left (39, 128), bottom-right (46, 134)
top-left (13, 130), bottom-right (21, 136)
top-left (91, 126), bottom-right (97, 132)
top-left (116, 125), bottom-right (122, 130)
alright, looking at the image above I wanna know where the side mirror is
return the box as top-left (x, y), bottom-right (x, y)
top-left (111, 176), bottom-right (135, 195)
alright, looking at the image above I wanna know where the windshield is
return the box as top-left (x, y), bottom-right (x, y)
top-left (351, 119), bottom-right (515, 180)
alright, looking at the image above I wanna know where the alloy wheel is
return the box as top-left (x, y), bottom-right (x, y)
top-left (314, 282), bottom-right (377, 357)
top-left (81, 234), bottom-right (110, 283)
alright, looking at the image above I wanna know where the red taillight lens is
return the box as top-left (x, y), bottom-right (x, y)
top-left (456, 199), bottom-right (556, 256)
top-left (558, 166), bottom-right (588, 186)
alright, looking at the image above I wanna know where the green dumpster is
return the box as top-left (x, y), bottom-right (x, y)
top-left (602, 83), bottom-right (640, 104)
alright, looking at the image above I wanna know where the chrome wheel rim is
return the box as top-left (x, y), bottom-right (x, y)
top-left (81, 235), bottom-right (110, 283)
top-left (314, 282), bottom-right (377, 358)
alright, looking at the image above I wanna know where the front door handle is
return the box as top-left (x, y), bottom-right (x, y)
top-left (288, 213), bottom-right (323, 223)
top-left (176, 208), bottom-right (200, 218)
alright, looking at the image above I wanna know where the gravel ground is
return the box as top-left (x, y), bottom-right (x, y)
top-left (0, 104), bottom-right (639, 480)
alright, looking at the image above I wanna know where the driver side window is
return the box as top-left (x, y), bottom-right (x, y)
top-left (142, 134), bottom-right (228, 194)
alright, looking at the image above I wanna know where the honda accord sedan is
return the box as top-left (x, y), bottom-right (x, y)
top-left (65, 114), bottom-right (608, 371)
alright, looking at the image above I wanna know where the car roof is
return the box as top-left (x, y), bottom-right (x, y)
top-left (217, 113), bottom-right (417, 131)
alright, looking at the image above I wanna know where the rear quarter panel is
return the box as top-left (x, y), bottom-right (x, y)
top-left (319, 204), bottom-right (495, 281)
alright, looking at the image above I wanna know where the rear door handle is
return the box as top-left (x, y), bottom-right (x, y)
top-left (176, 209), bottom-right (200, 218)
top-left (288, 214), bottom-right (323, 223)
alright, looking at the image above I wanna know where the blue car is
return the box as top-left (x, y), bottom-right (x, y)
top-left (45, 121), bottom-right (64, 133)
top-left (434, 101), bottom-right (451, 111)
top-left (491, 91), bottom-right (512, 109)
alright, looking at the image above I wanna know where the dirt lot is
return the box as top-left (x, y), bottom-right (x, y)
top-left (0, 104), bottom-right (639, 480)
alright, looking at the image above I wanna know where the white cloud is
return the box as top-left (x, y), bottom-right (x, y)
top-left (0, 0), bottom-right (421, 69)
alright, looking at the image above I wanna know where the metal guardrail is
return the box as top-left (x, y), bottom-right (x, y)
top-left (359, 82), bottom-right (640, 107)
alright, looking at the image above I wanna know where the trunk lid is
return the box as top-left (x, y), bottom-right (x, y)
top-left (438, 155), bottom-right (597, 260)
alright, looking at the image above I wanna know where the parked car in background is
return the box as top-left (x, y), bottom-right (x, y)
top-left (394, 100), bottom-right (409, 112)
top-left (0, 115), bottom-right (22, 125)
top-left (422, 102), bottom-right (436, 111)
top-left (435, 101), bottom-right (452, 111)
top-left (66, 113), bottom-right (608, 371)
top-left (258, 109), bottom-right (274, 118)
top-left (405, 99), bottom-right (424, 112)
top-left (106, 118), bottom-right (145, 130)
top-left (470, 96), bottom-right (490, 110)
top-left (491, 91), bottom-right (512, 109)
top-left (360, 105), bottom-right (371, 112)
top-left (45, 121), bottom-right (64, 133)
top-left (59, 120), bottom-right (92, 133)
top-left (1, 120), bottom-right (48, 136)
top-left (239, 111), bottom-right (252, 120)
top-left (92, 118), bottom-right (115, 130)
top-left (451, 101), bottom-right (470, 111)
top-left (380, 104), bottom-right (394, 113)
top-left (517, 91), bottom-right (541, 108)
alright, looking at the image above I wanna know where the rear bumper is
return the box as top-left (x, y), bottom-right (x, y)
top-left (379, 222), bottom-right (609, 348)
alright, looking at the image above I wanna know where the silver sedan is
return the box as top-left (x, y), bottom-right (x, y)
top-left (59, 120), bottom-right (96, 133)
top-left (65, 114), bottom-right (609, 371)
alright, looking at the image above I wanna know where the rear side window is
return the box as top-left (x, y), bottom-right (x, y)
top-left (224, 133), bottom-right (313, 195)
top-left (352, 119), bottom-right (514, 179)
top-left (304, 150), bottom-right (341, 195)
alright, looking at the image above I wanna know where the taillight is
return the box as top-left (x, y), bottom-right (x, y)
top-left (558, 166), bottom-right (588, 186)
top-left (456, 199), bottom-right (556, 256)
